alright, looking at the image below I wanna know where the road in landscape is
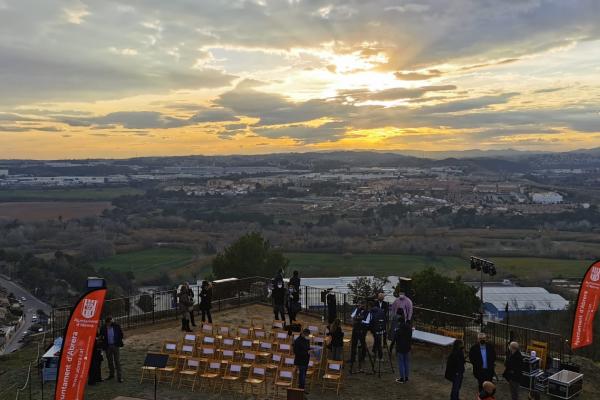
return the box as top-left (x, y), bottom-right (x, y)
top-left (0, 275), bottom-right (52, 354)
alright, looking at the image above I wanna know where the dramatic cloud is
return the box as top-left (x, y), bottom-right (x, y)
top-left (1, 0), bottom-right (600, 156)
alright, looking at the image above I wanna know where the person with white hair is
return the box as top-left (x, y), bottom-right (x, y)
top-left (503, 341), bottom-right (523, 400)
top-left (469, 333), bottom-right (496, 391)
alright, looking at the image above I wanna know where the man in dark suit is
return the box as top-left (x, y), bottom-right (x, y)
top-left (293, 328), bottom-right (311, 391)
top-left (99, 316), bottom-right (124, 383)
top-left (469, 333), bottom-right (496, 391)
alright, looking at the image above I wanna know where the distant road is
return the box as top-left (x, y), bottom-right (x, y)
top-left (0, 275), bottom-right (52, 354)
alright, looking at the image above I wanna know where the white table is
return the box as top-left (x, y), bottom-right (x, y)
top-left (412, 330), bottom-right (456, 347)
top-left (412, 329), bottom-right (456, 370)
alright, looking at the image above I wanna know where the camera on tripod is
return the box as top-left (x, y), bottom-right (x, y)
top-left (320, 288), bottom-right (334, 303)
top-left (373, 318), bottom-right (386, 335)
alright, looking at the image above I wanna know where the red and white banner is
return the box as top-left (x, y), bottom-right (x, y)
top-left (55, 288), bottom-right (107, 400)
top-left (571, 260), bottom-right (600, 350)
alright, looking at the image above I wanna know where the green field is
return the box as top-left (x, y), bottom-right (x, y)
top-left (94, 247), bottom-right (195, 279)
top-left (286, 252), bottom-right (593, 280)
top-left (0, 187), bottom-right (143, 201)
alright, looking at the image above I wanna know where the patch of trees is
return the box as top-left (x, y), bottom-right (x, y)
top-left (434, 206), bottom-right (600, 232)
top-left (212, 232), bottom-right (289, 279)
top-left (0, 250), bottom-right (134, 305)
top-left (410, 268), bottom-right (479, 316)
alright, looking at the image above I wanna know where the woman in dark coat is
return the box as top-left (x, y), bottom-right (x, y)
top-left (390, 308), bottom-right (412, 383)
top-left (199, 280), bottom-right (213, 323)
top-left (178, 285), bottom-right (193, 332)
top-left (445, 339), bottom-right (466, 400)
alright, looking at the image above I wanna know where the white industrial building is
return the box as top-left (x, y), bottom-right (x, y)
top-left (477, 286), bottom-right (569, 320)
top-left (531, 191), bottom-right (563, 204)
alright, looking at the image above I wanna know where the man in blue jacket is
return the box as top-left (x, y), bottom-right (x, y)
top-left (100, 316), bottom-right (124, 383)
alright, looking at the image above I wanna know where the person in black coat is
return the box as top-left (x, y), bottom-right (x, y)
top-left (293, 328), bottom-right (311, 390)
top-left (445, 339), bottom-right (466, 400)
top-left (199, 280), bottom-right (213, 323)
top-left (469, 333), bottom-right (496, 391)
top-left (390, 308), bottom-right (412, 383)
top-left (327, 318), bottom-right (344, 361)
top-left (99, 316), bottom-right (124, 383)
top-left (88, 336), bottom-right (104, 385)
top-left (503, 342), bottom-right (523, 400)
top-left (289, 270), bottom-right (301, 292)
top-left (272, 280), bottom-right (286, 321)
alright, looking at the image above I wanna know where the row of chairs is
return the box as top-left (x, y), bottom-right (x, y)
top-left (164, 335), bottom-right (329, 358)
top-left (142, 354), bottom-right (344, 397)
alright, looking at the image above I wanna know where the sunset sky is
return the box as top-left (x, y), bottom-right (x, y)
top-left (1, 0), bottom-right (599, 159)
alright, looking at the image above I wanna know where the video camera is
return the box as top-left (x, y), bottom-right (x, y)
top-left (320, 288), bottom-right (334, 303)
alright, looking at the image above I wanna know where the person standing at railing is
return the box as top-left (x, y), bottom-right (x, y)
top-left (181, 282), bottom-right (196, 327)
top-left (272, 279), bottom-right (286, 321)
top-left (391, 290), bottom-right (413, 323)
top-left (289, 270), bottom-right (301, 292)
top-left (287, 281), bottom-right (301, 324)
top-left (199, 280), bottom-right (213, 323)
top-left (178, 285), bottom-right (193, 332)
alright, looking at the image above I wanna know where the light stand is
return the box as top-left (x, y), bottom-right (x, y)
top-left (470, 257), bottom-right (496, 329)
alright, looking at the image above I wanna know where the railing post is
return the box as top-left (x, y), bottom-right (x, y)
top-left (343, 294), bottom-right (348, 324)
top-left (152, 293), bottom-right (155, 324)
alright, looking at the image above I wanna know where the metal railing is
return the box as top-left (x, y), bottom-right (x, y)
top-left (49, 276), bottom-right (565, 362)
top-left (13, 332), bottom-right (46, 400)
top-left (50, 277), bottom-right (271, 337)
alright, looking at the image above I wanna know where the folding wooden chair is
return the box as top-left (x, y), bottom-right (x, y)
top-left (264, 352), bottom-right (283, 379)
top-left (140, 353), bottom-right (158, 384)
top-left (321, 360), bottom-right (343, 395)
top-left (253, 328), bottom-right (268, 341)
top-left (274, 331), bottom-right (290, 343)
top-left (220, 362), bottom-right (244, 396)
top-left (199, 359), bottom-right (223, 392)
top-left (202, 323), bottom-right (214, 335)
top-left (239, 339), bottom-right (256, 353)
top-left (180, 344), bottom-right (195, 358)
top-left (277, 342), bottom-right (292, 354)
top-left (221, 337), bottom-right (238, 351)
top-left (181, 334), bottom-right (198, 347)
top-left (257, 340), bottom-right (274, 359)
top-left (251, 317), bottom-right (265, 330)
top-left (178, 357), bottom-right (201, 390)
top-left (237, 326), bottom-right (252, 340)
top-left (217, 325), bottom-right (232, 339)
top-left (162, 340), bottom-right (179, 354)
top-left (219, 348), bottom-right (237, 366)
top-left (198, 345), bottom-right (217, 365)
top-left (202, 335), bottom-right (217, 347)
top-left (307, 324), bottom-right (320, 336)
top-left (241, 351), bottom-right (258, 369)
top-left (273, 367), bottom-right (295, 399)
top-left (243, 364), bottom-right (268, 397)
top-left (272, 320), bottom-right (286, 330)
top-left (157, 353), bottom-right (181, 386)
top-left (311, 336), bottom-right (326, 361)
top-left (282, 355), bottom-right (295, 369)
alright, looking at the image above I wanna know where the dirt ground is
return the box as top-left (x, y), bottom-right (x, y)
top-left (0, 201), bottom-right (111, 221)
top-left (17, 304), bottom-right (600, 400)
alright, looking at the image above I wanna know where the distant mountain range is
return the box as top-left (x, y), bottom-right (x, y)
top-left (1, 148), bottom-right (599, 175)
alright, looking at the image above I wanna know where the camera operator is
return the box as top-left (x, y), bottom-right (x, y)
top-left (369, 300), bottom-right (386, 360)
top-left (349, 300), bottom-right (371, 371)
